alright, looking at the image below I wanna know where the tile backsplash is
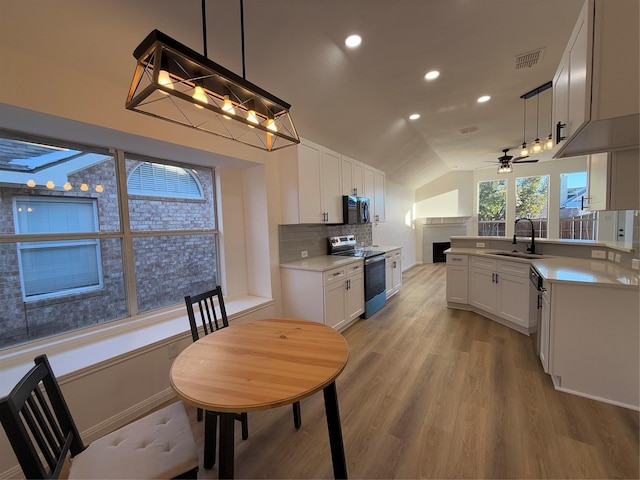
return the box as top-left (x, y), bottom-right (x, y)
top-left (279, 223), bottom-right (372, 263)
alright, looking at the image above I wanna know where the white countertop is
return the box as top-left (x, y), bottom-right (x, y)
top-left (445, 247), bottom-right (639, 288)
top-left (280, 256), bottom-right (363, 272)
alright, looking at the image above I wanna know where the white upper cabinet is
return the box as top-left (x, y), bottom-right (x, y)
top-left (586, 149), bottom-right (640, 211)
top-left (341, 155), bottom-right (364, 197)
top-left (552, 0), bottom-right (639, 158)
top-left (364, 165), bottom-right (386, 223)
top-left (280, 139), bottom-right (343, 224)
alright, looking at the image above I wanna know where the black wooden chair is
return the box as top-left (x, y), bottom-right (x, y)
top-left (0, 354), bottom-right (199, 479)
top-left (184, 287), bottom-right (302, 465)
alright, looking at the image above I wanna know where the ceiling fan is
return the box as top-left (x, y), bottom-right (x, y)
top-left (496, 148), bottom-right (539, 165)
top-left (486, 148), bottom-right (538, 173)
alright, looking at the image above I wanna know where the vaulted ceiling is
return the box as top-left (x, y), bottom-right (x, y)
top-left (2, 0), bottom-right (585, 190)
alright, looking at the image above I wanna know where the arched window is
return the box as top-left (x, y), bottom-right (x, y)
top-left (127, 162), bottom-right (203, 199)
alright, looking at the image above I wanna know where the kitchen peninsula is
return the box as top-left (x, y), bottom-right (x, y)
top-left (445, 236), bottom-right (639, 410)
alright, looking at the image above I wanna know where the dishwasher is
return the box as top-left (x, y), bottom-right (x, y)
top-left (529, 266), bottom-right (543, 355)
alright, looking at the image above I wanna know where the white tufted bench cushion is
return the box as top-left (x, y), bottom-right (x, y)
top-left (69, 401), bottom-right (199, 479)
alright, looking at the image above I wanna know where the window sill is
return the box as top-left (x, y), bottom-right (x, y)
top-left (0, 295), bottom-right (274, 396)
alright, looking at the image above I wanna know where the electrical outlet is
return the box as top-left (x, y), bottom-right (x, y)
top-left (608, 251), bottom-right (615, 261)
top-left (632, 259), bottom-right (640, 270)
top-left (301, 250), bottom-right (308, 258)
top-left (476, 242), bottom-right (485, 248)
top-left (591, 250), bottom-right (606, 259)
top-left (615, 253), bottom-right (621, 263)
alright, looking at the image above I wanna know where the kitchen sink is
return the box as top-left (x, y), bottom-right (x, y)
top-left (490, 251), bottom-right (547, 259)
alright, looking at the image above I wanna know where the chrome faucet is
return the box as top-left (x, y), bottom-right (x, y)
top-left (513, 218), bottom-right (536, 254)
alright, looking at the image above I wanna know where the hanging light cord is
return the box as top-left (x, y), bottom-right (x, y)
top-left (240, 0), bottom-right (246, 79)
top-left (201, 0), bottom-right (208, 57)
top-left (536, 94), bottom-right (540, 139)
top-left (522, 99), bottom-right (527, 143)
top-left (201, 0), bottom-right (247, 80)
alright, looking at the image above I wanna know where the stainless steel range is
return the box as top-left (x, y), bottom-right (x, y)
top-left (328, 235), bottom-right (386, 318)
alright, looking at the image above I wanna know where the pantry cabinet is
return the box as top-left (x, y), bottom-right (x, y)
top-left (445, 254), bottom-right (468, 304)
top-left (281, 260), bottom-right (364, 332)
top-left (280, 139), bottom-right (343, 224)
top-left (586, 149), bottom-right (640, 211)
top-left (385, 248), bottom-right (402, 299)
top-left (468, 256), bottom-right (531, 331)
top-left (552, 0), bottom-right (639, 158)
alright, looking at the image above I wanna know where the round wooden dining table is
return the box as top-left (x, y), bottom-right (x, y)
top-left (170, 318), bottom-right (350, 479)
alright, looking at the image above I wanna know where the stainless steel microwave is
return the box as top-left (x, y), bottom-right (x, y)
top-left (342, 195), bottom-right (370, 224)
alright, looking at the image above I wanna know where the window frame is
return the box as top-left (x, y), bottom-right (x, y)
top-left (0, 130), bottom-right (221, 349)
top-left (13, 196), bottom-right (103, 301)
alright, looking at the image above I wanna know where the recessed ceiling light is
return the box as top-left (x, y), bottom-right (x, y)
top-left (477, 95), bottom-right (491, 103)
top-left (424, 70), bottom-right (440, 80)
top-left (345, 35), bottom-right (362, 48)
top-left (409, 113), bottom-right (421, 120)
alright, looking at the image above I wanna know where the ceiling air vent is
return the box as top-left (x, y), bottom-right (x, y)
top-left (459, 126), bottom-right (479, 135)
top-left (515, 48), bottom-right (546, 70)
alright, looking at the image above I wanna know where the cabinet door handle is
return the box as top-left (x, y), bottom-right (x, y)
top-left (491, 273), bottom-right (495, 283)
top-left (556, 120), bottom-right (566, 144)
top-left (495, 273), bottom-right (499, 283)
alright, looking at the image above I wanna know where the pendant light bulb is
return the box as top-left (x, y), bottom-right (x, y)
top-left (247, 109), bottom-right (259, 127)
top-left (221, 95), bottom-right (235, 119)
top-left (192, 86), bottom-right (208, 108)
top-left (266, 118), bottom-right (278, 134)
top-left (520, 143), bottom-right (529, 158)
top-left (545, 134), bottom-right (554, 150)
top-left (532, 138), bottom-right (542, 154)
top-left (158, 70), bottom-right (174, 94)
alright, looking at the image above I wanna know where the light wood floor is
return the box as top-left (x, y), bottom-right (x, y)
top-left (189, 263), bottom-right (639, 479)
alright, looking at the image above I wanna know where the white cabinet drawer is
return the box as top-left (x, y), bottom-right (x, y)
top-left (324, 266), bottom-right (346, 286)
top-left (347, 262), bottom-right (363, 277)
top-left (446, 254), bottom-right (468, 266)
top-left (470, 256), bottom-right (497, 271)
top-left (498, 260), bottom-right (530, 278)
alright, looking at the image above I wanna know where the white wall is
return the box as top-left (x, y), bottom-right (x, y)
top-left (372, 181), bottom-right (417, 270)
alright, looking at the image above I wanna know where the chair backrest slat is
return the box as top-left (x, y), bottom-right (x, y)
top-left (24, 394), bottom-right (58, 470)
top-left (185, 286), bottom-right (229, 342)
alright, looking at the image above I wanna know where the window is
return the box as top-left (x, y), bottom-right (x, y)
top-left (516, 175), bottom-right (549, 238)
top-left (0, 131), bottom-right (219, 349)
top-left (127, 162), bottom-right (203, 199)
top-left (478, 179), bottom-right (507, 236)
top-left (559, 171), bottom-right (596, 240)
top-left (14, 197), bottom-right (102, 300)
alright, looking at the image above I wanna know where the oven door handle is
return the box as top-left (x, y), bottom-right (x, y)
top-left (364, 255), bottom-right (386, 265)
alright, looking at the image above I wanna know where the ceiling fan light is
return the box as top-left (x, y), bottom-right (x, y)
top-left (497, 163), bottom-right (513, 174)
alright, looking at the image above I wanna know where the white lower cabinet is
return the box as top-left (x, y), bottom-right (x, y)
top-left (468, 256), bottom-right (531, 331)
top-left (385, 248), bottom-right (402, 298)
top-left (281, 260), bottom-right (363, 332)
top-left (445, 254), bottom-right (468, 304)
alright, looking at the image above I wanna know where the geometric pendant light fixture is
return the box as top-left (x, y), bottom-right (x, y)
top-left (126, 1), bottom-right (299, 152)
